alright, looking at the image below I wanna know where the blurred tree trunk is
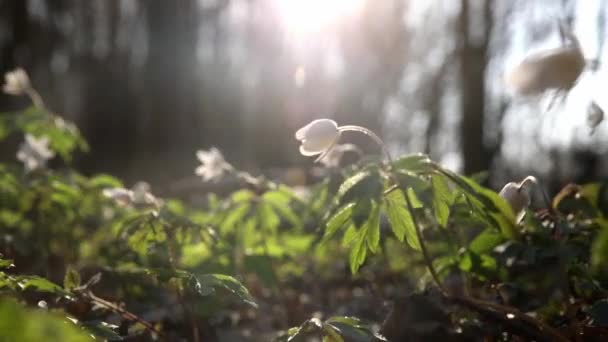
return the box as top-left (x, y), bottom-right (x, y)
top-left (458, 0), bottom-right (493, 175)
top-left (140, 0), bottom-right (201, 181)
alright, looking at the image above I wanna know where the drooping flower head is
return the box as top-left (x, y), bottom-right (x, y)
top-left (2, 68), bottom-right (31, 96)
top-left (16, 134), bottom-right (55, 172)
top-left (295, 118), bottom-right (391, 163)
top-left (195, 147), bottom-right (232, 182)
top-left (506, 26), bottom-right (585, 97)
top-left (295, 119), bottom-right (341, 158)
top-left (499, 176), bottom-right (539, 223)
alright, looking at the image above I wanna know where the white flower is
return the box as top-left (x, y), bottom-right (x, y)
top-left (319, 143), bottom-right (362, 168)
top-left (587, 101), bottom-right (604, 134)
top-left (3, 68), bottom-right (31, 96)
top-left (499, 176), bottom-right (539, 223)
top-left (506, 33), bottom-right (585, 96)
top-left (499, 182), bottom-right (530, 218)
top-left (103, 181), bottom-right (162, 208)
top-left (295, 118), bottom-right (390, 163)
top-left (102, 188), bottom-right (133, 206)
top-left (195, 147), bottom-right (232, 182)
top-left (16, 134), bottom-right (55, 172)
top-left (295, 119), bottom-right (340, 157)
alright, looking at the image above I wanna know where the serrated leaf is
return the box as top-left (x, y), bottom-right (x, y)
top-left (383, 189), bottom-right (420, 250)
top-left (469, 230), bottom-right (504, 255)
top-left (432, 175), bottom-right (451, 227)
top-left (365, 202), bottom-right (381, 253)
top-left (63, 266), bottom-right (81, 291)
top-left (81, 321), bottom-right (122, 341)
top-left (323, 203), bottom-right (355, 243)
top-left (352, 199), bottom-right (372, 228)
top-left (338, 170), bottom-right (383, 205)
top-left (17, 276), bottom-right (66, 295)
top-left (195, 274), bottom-right (257, 308)
top-left (337, 171), bottom-right (371, 201)
top-left (392, 153), bottom-right (433, 172)
top-left (231, 189), bottom-right (255, 203)
top-left (263, 191), bottom-right (301, 226)
top-left (349, 229), bottom-right (368, 274)
top-left (220, 203), bottom-right (250, 233)
top-left (257, 201), bottom-right (280, 234)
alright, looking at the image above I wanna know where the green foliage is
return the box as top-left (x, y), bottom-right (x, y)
top-left (275, 316), bottom-right (386, 342)
top-left (2, 98), bottom-right (608, 340)
top-left (0, 299), bottom-right (93, 342)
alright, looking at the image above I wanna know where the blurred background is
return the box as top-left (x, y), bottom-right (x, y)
top-left (1, 0), bottom-right (607, 195)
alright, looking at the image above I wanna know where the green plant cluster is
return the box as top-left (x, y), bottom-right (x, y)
top-left (1, 102), bottom-right (607, 341)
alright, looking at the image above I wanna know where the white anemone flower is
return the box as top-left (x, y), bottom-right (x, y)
top-left (103, 181), bottom-right (162, 208)
top-left (295, 118), bottom-right (390, 163)
top-left (2, 68), bottom-right (31, 96)
top-left (499, 176), bottom-right (539, 223)
top-left (587, 101), bottom-right (604, 135)
top-left (195, 147), bottom-right (232, 182)
top-left (16, 134), bottom-right (55, 172)
top-left (506, 28), bottom-right (585, 97)
top-left (295, 119), bottom-right (341, 158)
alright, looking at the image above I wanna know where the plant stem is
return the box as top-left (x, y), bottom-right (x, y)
top-left (25, 88), bottom-right (45, 110)
top-left (338, 125), bottom-right (393, 164)
top-left (84, 291), bottom-right (164, 339)
top-left (402, 188), bottom-right (447, 295)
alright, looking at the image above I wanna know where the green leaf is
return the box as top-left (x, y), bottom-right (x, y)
top-left (325, 316), bottom-right (387, 341)
top-left (337, 171), bottom-right (371, 201)
top-left (392, 153), bottom-right (434, 172)
top-left (352, 199), bottom-right (372, 228)
top-left (194, 274), bottom-right (257, 308)
top-left (220, 203), bottom-right (251, 233)
top-left (383, 189), bottom-right (420, 250)
top-left (257, 201), bottom-right (280, 234)
top-left (592, 227), bottom-right (608, 273)
top-left (0, 258), bottom-right (14, 269)
top-left (323, 203), bottom-right (355, 243)
top-left (349, 228), bottom-right (368, 274)
top-left (0, 299), bottom-right (93, 342)
top-left (89, 174), bottom-right (123, 189)
top-left (432, 175), bottom-right (451, 227)
top-left (365, 202), bottom-right (381, 253)
top-left (17, 276), bottom-right (66, 295)
top-left (63, 266), bottom-right (81, 291)
top-left (80, 321), bottom-right (122, 341)
top-left (263, 190), bottom-right (301, 226)
top-left (338, 170), bottom-right (383, 205)
top-left (469, 230), bottom-right (504, 255)
top-left (231, 189), bottom-right (255, 203)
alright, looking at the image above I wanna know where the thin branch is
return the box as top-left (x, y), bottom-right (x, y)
top-left (82, 291), bottom-right (164, 338)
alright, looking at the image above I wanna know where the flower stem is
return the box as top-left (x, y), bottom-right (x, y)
top-left (338, 125), bottom-right (393, 164)
top-left (402, 187), bottom-right (446, 294)
top-left (25, 88), bottom-right (45, 110)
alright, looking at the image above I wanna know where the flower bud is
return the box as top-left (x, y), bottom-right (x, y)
top-left (499, 182), bottom-right (530, 219)
top-left (294, 119), bottom-right (340, 156)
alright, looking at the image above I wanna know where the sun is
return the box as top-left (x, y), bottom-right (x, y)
top-left (274, 0), bottom-right (365, 37)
